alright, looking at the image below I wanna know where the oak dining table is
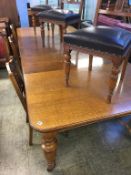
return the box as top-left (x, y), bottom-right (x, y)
top-left (18, 27), bottom-right (131, 171)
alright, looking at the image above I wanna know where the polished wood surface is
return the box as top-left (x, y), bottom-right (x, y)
top-left (18, 27), bottom-right (131, 171)
top-left (24, 65), bottom-right (131, 132)
top-left (17, 27), bottom-right (76, 74)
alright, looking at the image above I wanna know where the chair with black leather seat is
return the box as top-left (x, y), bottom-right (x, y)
top-left (37, 0), bottom-right (84, 42)
top-left (64, 0), bottom-right (131, 103)
top-left (28, 3), bottom-right (53, 32)
top-left (6, 58), bottom-right (33, 145)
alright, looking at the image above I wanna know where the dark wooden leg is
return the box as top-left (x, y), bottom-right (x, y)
top-left (26, 113), bottom-right (29, 123)
top-left (64, 51), bottom-right (71, 86)
top-left (42, 132), bottom-right (57, 172)
top-left (29, 126), bottom-right (33, 146)
top-left (77, 21), bottom-right (81, 29)
top-left (120, 57), bottom-right (128, 81)
top-left (89, 55), bottom-right (93, 71)
top-left (40, 22), bottom-right (45, 46)
top-left (40, 22), bottom-right (45, 38)
top-left (47, 23), bottom-right (50, 31)
top-left (2, 34), bottom-right (10, 61)
top-left (51, 24), bottom-right (54, 37)
top-left (59, 25), bottom-right (63, 42)
top-left (107, 64), bottom-right (120, 103)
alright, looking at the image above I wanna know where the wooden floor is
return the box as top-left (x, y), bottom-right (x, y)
top-left (18, 27), bottom-right (131, 133)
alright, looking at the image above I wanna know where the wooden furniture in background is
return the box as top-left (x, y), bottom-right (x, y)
top-left (64, 0), bottom-right (131, 103)
top-left (38, 0), bottom-right (84, 42)
top-left (27, 3), bottom-right (52, 32)
top-left (0, 0), bottom-right (20, 27)
top-left (0, 18), bottom-right (10, 67)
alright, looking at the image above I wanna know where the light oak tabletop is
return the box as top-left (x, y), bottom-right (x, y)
top-left (24, 64), bottom-right (131, 133)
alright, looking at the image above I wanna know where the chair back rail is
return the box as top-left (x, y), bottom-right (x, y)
top-left (6, 59), bottom-right (26, 111)
top-left (61, 0), bottom-right (84, 15)
top-left (94, 0), bottom-right (131, 25)
top-left (8, 35), bottom-right (22, 70)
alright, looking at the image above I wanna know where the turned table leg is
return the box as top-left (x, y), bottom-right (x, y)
top-left (107, 64), bottom-right (120, 103)
top-left (42, 132), bottom-right (57, 172)
top-left (64, 51), bottom-right (71, 86)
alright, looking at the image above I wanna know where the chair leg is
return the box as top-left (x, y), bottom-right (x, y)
top-left (32, 15), bottom-right (36, 33)
top-left (51, 24), bottom-right (54, 37)
top-left (47, 23), bottom-right (50, 31)
top-left (64, 50), bottom-right (71, 86)
top-left (26, 113), bottom-right (29, 123)
top-left (89, 55), bottom-right (93, 71)
top-left (77, 21), bottom-right (81, 29)
top-left (29, 126), bottom-right (33, 146)
top-left (59, 25), bottom-right (63, 42)
top-left (107, 64), bottom-right (120, 104)
top-left (120, 57), bottom-right (128, 82)
top-left (40, 22), bottom-right (45, 45)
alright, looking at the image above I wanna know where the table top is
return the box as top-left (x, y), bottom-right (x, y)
top-left (18, 27), bottom-right (131, 133)
top-left (24, 64), bottom-right (131, 133)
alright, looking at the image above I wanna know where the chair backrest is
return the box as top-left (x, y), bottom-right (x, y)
top-left (0, 20), bottom-right (10, 62)
top-left (0, 19), bottom-right (19, 63)
top-left (7, 23), bottom-right (22, 71)
top-left (6, 58), bottom-right (26, 111)
top-left (60, 0), bottom-right (84, 15)
top-left (94, 0), bottom-right (131, 25)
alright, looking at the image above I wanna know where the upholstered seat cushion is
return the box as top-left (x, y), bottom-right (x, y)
top-left (37, 9), bottom-right (80, 22)
top-left (64, 26), bottom-right (131, 56)
top-left (31, 5), bottom-right (52, 11)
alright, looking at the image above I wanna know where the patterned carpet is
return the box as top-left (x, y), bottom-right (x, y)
top-left (0, 68), bottom-right (131, 175)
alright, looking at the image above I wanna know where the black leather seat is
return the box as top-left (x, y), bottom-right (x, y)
top-left (38, 9), bottom-right (80, 23)
top-left (64, 26), bottom-right (131, 56)
top-left (31, 5), bottom-right (52, 12)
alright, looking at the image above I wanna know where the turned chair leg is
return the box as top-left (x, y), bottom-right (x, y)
top-left (29, 126), bottom-right (33, 146)
top-left (120, 57), bottom-right (128, 82)
top-left (42, 132), bottom-right (57, 171)
top-left (107, 64), bottom-right (120, 103)
top-left (64, 50), bottom-right (71, 86)
top-left (32, 15), bottom-right (36, 33)
top-left (51, 24), bottom-right (54, 37)
top-left (59, 25), bottom-right (66, 42)
top-left (89, 55), bottom-right (93, 71)
top-left (40, 22), bottom-right (45, 46)
top-left (47, 23), bottom-right (50, 31)
top-left (59, 25), bottom-right (63, 42)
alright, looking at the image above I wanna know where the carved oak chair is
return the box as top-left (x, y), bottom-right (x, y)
top-left (0, 18), bottom-right (11, 67)
top-left (0, 18), bottom-right (20, 67)
top-left (64, 0), bottom-right (131, 103)
top-left (28, 2), bottom-right (52, 32)
top-left (6, 58), bottom-right (33, 146)
top-left (37, 0), bottom-right (84, 42)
